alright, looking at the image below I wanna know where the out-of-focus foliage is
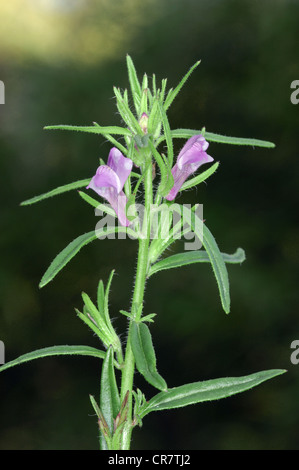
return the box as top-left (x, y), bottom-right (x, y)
top-left (0, 0), bottom-right (160, 65)
top-left (0, 0), bottom-right (298, 450)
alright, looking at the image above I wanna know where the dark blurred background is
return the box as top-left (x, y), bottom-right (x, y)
top-left (0, 0), bottom-right (298, 450)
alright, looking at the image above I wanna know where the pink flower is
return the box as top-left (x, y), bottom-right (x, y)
top-left (87, 148), bottom-right (133, 226)
top-left (166, 135), bottom-right (214, 201)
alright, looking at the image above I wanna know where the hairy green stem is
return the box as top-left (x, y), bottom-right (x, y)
top-left (119, 156), bottom-right (153, 450)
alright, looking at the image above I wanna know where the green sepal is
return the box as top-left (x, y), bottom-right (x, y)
top-left (131, 322), bottom-right (167, 392)
top-left (111, 391), bottom-right (130, 449)
top-left (139, 86), bottom-right (148, 116)
top-left (134, 134), bottom-right (150, 149)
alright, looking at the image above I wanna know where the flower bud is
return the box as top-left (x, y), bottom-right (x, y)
top-left (139, 112), bottom-right (148, 134)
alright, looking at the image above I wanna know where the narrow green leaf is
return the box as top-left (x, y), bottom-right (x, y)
top-left (39, 231), bottom-right (97, 288)
top-left (164, 61), bottom-right (201, 111)
top-left (104, 270), bottom-right (115, 325)
top-left (152, 73), bottom-right (157, 96)
top-left (0, 345), bottom-right (106, 373)
top-left (148, 248), bottom-right (246, 277)
top-left (140, 313), bottom-right (157, 323)
top-left (126, 54), bottom-right (142, 114)
top-left (21, 179), bottom-right (91, 206)
top-left (76, 308), bottom-right (112, 346)
top-left (168, 205), bottom-right (231, 314)
top-left (82, 292), bottom-right (104, 325)
top-left (158, 128), bottom-right (275, 148)
top-left (100, 346), bottom-right (121, 434)
top-left (119, 309), bottom-right (133, 320)
top-left (201, 223), bottom-right (231, 314)
top-left (180, 161), bottom-right (220, 191)
top-left (160, 78), bottom-right (167, 105)
top-left (78, 191), bottom-right (116, 216)
top-left (140, 86), bottom-right (148, 116)
top-left (205, 131), bottom-right (276, 148)
top-left (158, 102), bottom-right (174, 168)
top-left (44, 124), bottom-right (132, 136)
top-left (40, 227), bottom-right (136, 288)
top-left (140, 369), bottom-right (286, 418)
top-left (131, 322), bottom-right (167, 392)
top-left (148, 97), bottom-right (160, 136)
top-left (148, 139), bottom-right (174, 197)
top-left (89, 394), bottom-right (102, 419)
top-left (97, 280), bottom-right (106, 318)
top-left (99, 132), bottom-right (128, 155)
top-left (113, 87), bottom-right (141, 134)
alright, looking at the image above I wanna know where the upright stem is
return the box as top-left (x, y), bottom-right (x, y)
top-left (119, 156), bottom-right (153, 450)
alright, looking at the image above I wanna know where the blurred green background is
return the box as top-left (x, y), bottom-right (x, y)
top-left (1, 0), bottom-right (298, 450)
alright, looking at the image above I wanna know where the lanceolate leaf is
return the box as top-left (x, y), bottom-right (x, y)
top-left (158, 128), bottom-right (275, 148)
top-left (202, 224), bottom-right (231, 313)
top-left (205, 131), bottom-right (275, 148)
top-left (180, 161), bottom-right (220, 191)
top-left (44, 124), bottom-right (132, 136)
top-left (100, 347), bottom-right (121, 426)
top-left (126, 54), bottom-right (142, 114)
top-left (100, 346), bottom-right (121, 450)
top-left (148, 139), bottom-right (174, 196)
top-left (77, 191), bottom-right (117, 216)
top-left (148, 248), bottom-right (246, 277)
top-left (21, 179), bottom-right (91, 206)
top-left (158, 102), bottom-right (174, 167)
top-left (131, 322), bottom-right (167, 392)
top-left (40, 227), bottom-right (137, 288)
top-left (40, 231), bottom-right (97, 288)
top-left (0, 345), bottom-right (106, 373)
top-left (139, 369), bottom-right (286, 418)
top-left (164, 61), bottom-right (201, 111)
top-left (165, 205), bottom-right (230, 314)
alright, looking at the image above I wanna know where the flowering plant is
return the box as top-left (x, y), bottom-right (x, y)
top-left (0, 56), bottom-right (285, 450)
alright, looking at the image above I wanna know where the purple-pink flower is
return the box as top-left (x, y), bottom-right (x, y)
top-left (166, 134), bottom-right (214, 201)
top-left (87, 147), bottom-right (133, 226)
